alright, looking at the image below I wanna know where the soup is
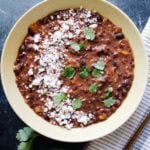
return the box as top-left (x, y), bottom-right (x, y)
top-left (14, 8), bottom-right (134, 129)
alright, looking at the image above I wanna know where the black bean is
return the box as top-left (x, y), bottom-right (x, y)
top-left (97, 51), bottom-right (105, 56)
top-left (96, 106), bottom-right (101, 110)
top-left (113, 51), bottom-right (119, 58)
top-left (19, 45), bottom-right (25, 52)
top-left (14, 63), bottom-right (23, 76)
top-left (99, 108), bottom-right (105, 112)
top-left (93, 13), bottom-right (103, 22)
top-left (28, 28), bottom-right (35, 36)
top-left (116, 100), bottom-right (121, 106)
top-left (29, 76), bottom-right (34, 81)
top-left (122, 79), bottom-right (130, 86)
top-left (42, 18), bottom-right (49, 24)
top-left (18, 53), bottom-right (26, 59)
top-left (113, 61), bottom-right (118, 67)
top-left (78, 58), bottom-right (86, 66)
top-left (15, 58), bottom-right (21, 64)
top-left (115, 92), bottom-right (119, 98)
top-left (111, 106), bottom-right (117, 112)
top-left (97, 15), bottom-right (103, 22)
top-left (114, 32), bottom-right (124, 40)
top-left (122, 88), bottom-right (127, 95)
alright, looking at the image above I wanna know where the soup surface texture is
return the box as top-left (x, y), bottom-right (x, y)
top-left (14, 8), bottom-right (134, 129)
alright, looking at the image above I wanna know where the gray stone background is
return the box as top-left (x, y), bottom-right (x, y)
top-left (0, 0), bottom-right (150, 149)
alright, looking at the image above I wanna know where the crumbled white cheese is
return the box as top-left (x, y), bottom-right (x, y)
top-left (38, 68), bottom-right (45, 73)
top-left (33, 44), bottom-right (39, 51)
top-left (68, 32), bottom-right (73, 39)
top-left (65, 124), bottom-right (73, 130)
top-left (32, 77), bottom-right (42, 86)
top-left (87, 11), bottom-right (91, 18)
top-left (44, 107), bottom-right (48, 112)
top-left (28, 44), bottom-right (39, 51)
top-left (54, 26), bottom-right (59, 31)
top-left (53, 31), bottom-right (63, 42)
top-left (72, 111), bottom-right (94, 126)
top-left (57, 15), bottom-right (61, 19)
top-left (34, 34), bottom-right (41, 43)
top-left (28, 68), bottom-right (33, 76)
top-left (50, 16), bottom-right (54, 20)
top-left (89, 24), bottom-right (98, 28)
top-left (26, 8), bottom-right (98, 129)
top-left (62, 24), bottom-right (69, 30)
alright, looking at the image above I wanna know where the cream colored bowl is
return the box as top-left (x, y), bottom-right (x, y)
top-left (1, 0), bottom-right (148, 142)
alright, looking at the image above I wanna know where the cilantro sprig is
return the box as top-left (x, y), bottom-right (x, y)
top-left (63, 67), bottom-right (75, 79)
top-left (92, 59), bottom-right (105, 78)
top-left (80, 66), bottom-right (90, 79)
top-left (16, 127), bottom-right (38, 150)
top-left (53, 92), bottom-right (67, 105)
top-left (103, 97), bottom-right (116, 108)
top-left (84, 27), bottom-right (95, 40)
top-left (71, 42), bottom-right (84, 51)
top-left (72, 98), bottom-right (82, 110)
top-left (89, 83), bottom-right (99, 94)
top-left (92, 68), bottom-right (104, 77)
top-left (105, 87), bottom-right (113, 98)
top-left (93, 59), bottom-right (105, 70)
top-left (16, 127), bottom-right (69, 150)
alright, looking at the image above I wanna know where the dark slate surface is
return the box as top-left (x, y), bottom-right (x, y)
top-left (0, 0), bottom-right (150, 149)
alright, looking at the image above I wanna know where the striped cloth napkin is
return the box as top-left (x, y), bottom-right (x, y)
top-left (84, 18), bottom-right (150, 150)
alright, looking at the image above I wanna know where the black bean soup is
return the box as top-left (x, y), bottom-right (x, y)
top-left (14, 8), bottom-right (134, 129)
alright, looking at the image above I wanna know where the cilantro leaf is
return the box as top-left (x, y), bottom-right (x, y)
top-left (93, 59), bottom-right (105, 70)
top-left (71, 42), bottom-right (84, 51)
top-left (89, 83), bottom-right (99, 94)
top-left (80, 66), bottom-right (90, 79)
top-left (54, 93), bottom-right (67, 105)
top-left (103, 97), bottom-right (116, 107)
top-left (17, 141), bottom-right (32, 150)
top-left (16, 127), bottom-right (38, 150)
top-left (16, 127), bottom-right (34, 142)
top-left (84, 27), bottom-right (95, 40)
top-left (105, 87), bottom-right (113, 98)
top-left (72, 98), bottom-right (82, 110)
top-left (63, 67), bottom-right (75, 79)
top-left (92, 68), bottom-right (104, 77)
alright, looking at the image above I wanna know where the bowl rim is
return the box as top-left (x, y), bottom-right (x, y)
top-left (1, 0), bottom-right (149, 142)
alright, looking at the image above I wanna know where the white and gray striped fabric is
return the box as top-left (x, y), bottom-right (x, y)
top-left (84, 18), bottom-right (150, 150)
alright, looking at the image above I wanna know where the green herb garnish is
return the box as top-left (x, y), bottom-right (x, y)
top-left (105, 87), bottom-right (113, 98)
top-left (89, 83), bottom-right (99, 94)
top-left (92, 68), bottom-right (104, 77)
top-left (103, 97), bottom-right (116, 107)
top-left (72, 98), bottom-right (82, 110)
top-left (71, 42), bottom-right (84, 51)
top-left (53, 92), bottom-right (67, 105)
top-left (16, 126), bottom-right (68, 150)
top-left (63, 67), bottom-right (75, 79)
top-left (18, 142), bottom-right (32, 150)
top-left (80, 66), bottom-right (90, 79)
top-left (16, 127), bottom-right (38, 150)
top-left (84, 27), bottom-right (95, 40)
top-left (16, 127), bottom-right (34, 142)
top-left (93, 59), bottom-right (105, 70)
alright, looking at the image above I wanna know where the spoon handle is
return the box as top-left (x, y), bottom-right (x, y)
top-left (125, 112), bottom-right (150, 150)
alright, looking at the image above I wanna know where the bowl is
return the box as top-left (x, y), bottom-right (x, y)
top-left (1, 0), bottom-right (148, 142)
